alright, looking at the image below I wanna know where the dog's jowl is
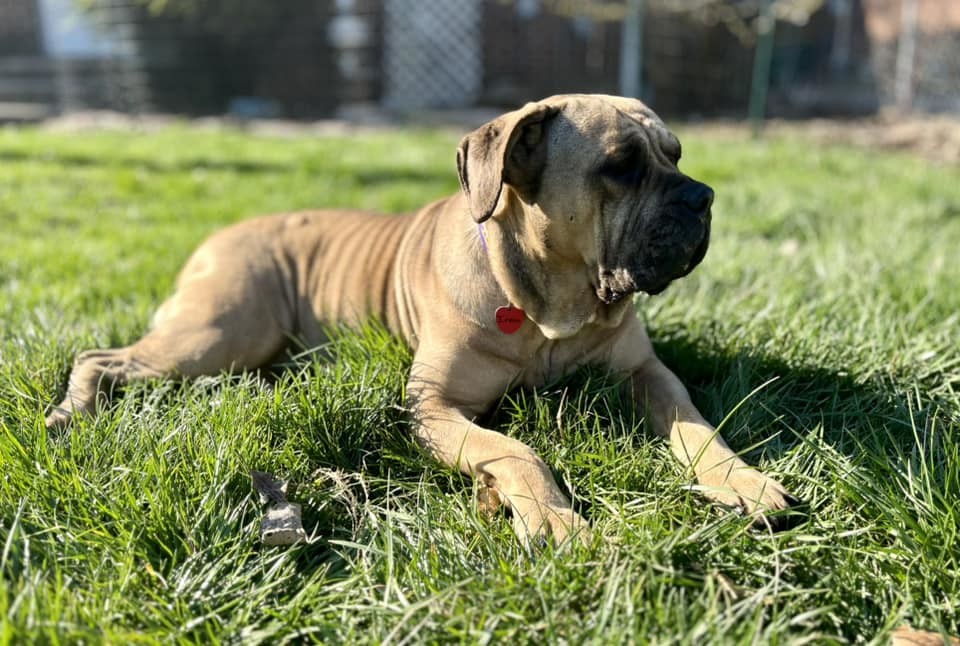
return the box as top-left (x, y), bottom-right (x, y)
top-left (47, 94), bottom-right (799, 545)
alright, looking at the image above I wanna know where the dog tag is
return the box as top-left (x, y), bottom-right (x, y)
top-left (495, 306), bottom-right (525, 334)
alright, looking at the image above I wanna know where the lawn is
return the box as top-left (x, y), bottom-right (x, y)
top-left (1, 121), bottom-right (958, 644)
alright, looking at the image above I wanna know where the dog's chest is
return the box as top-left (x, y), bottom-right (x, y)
top-left (516, 332), bottom-right (616, 388)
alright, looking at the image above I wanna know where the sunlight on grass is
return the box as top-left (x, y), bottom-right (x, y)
top-left (1, 124), bottom-right (958, 643)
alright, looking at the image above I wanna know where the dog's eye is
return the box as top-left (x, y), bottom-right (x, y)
top-left (599, 147), bottom-right (644, 184)
top-left (668, 143), bottom-right (682, 164)
top-left (664, 136), bottom-right (682, 164)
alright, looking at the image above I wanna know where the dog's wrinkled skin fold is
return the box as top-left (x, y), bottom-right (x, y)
top-left (46, 94), bottom-right (797, 545)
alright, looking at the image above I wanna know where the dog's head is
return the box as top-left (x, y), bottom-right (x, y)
top-left (457, 94), bottom-right (712, 336)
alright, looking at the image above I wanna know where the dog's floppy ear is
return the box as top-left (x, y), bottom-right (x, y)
top-left (456, 102), bottom-right (559, 223)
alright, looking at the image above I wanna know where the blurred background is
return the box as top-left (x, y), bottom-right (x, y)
top-left (0, 0), bottom-right (958, 125)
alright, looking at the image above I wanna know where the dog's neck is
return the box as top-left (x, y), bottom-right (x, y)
top-left (481, 198), bottom-right (548, 316)
top-left (481, 194), bottom-right (606, 340)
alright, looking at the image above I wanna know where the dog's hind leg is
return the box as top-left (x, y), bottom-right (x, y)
top-left (45, 346), bottom-right (162, 429)
top-left (46, 226), bottom-right (294, 430)
top-left (45, 316), bottom-right (290, 431)
top-left (45, 312), bottom-right (289, 430)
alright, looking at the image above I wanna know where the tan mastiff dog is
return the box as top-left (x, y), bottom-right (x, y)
top-left (46, 94), bottom-right (799, 544)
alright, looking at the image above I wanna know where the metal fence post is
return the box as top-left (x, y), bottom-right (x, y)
top-left (619, 0), bottom-right (644, 99)
top-left (894, 0), bottom-right (917, 113)
top-left (749, 0), bottom-right (776, 137)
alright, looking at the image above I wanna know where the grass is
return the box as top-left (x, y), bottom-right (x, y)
top-left (1, 120), bottom-right (958, 644)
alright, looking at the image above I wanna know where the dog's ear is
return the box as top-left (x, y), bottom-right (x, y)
top-left (456, 102), bottom-right (559, 223)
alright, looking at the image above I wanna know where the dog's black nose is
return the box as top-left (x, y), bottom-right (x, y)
top-left (683, 182), bottom-right (714, 218)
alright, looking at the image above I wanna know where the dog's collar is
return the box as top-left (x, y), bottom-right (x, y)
top-left (477, 222), bottom-right (489, 252)
top-left (477, 222), bottom-right (526, 334)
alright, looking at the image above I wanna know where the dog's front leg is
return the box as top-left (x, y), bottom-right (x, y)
top-left (406, 357), bottom-right (589, 546)
top-left (631, 356), bottom-right (797, 524)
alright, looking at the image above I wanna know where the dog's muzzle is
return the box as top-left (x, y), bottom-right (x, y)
top-left (597, 179), bottom-right (713, 302)
top-left (596, 268), bottom-right (637, 304)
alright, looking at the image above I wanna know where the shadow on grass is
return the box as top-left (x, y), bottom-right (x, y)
top-left (460, 323), bottom-right (956, 536)
top-left (353, 168), bottom-right (453, 187)
top-left (0, 149), bottom-right (292, 175)
top-left (0, 149), bottom-right (451, 187)
top-left (73, 321), bottom-right (942, 534)
top-left (32, 321), bottom-right (955, 610)
top-left (651, 328), bottom-right (938, 460)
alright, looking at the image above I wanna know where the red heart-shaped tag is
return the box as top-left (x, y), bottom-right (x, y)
top-left (495, 305), bottom-right (525, 334)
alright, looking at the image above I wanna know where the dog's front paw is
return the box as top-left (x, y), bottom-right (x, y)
top-left (509, 498), bottom-right (591, 548)
top-left (698, 465), bottom-right (805, 530)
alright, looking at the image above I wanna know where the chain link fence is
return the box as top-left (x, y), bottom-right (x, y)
top-left (382, 0), bottom-right (482, 109)
top-left (0, 0), bottom-right (958, 121)
top-left (865, 0), bottom-right (960, 112)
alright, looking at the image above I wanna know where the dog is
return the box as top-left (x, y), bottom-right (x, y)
top-left (46, 94), bottom-right (799, 544)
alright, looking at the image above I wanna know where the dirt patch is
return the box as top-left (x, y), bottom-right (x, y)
top-left (772, 112), bottom-right (960, 165)
top-left (41, 106), bottom-right (501, 138)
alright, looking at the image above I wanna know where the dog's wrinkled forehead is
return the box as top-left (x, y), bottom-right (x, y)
top-left (545, 94), bottom-right (679, 164)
